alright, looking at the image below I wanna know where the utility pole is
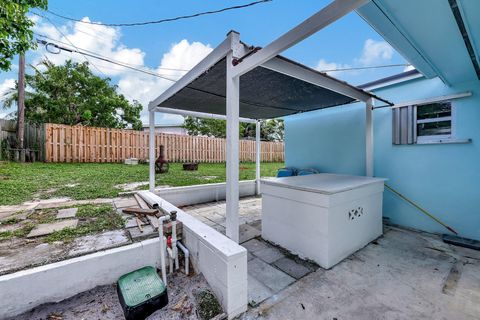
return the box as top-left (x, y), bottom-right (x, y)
top-left (17, 53), bottom-right (25, 162)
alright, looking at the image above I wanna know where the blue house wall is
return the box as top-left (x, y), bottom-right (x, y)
top-left (284, 76), bottom-right (480, 240)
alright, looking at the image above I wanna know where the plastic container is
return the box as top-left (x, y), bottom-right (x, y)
top-left (277, 167), bottom-right (297, 177)
top-left (117, 266), bottom-right (168, 320)
top-left (297, 168), bottom-right (320, 176)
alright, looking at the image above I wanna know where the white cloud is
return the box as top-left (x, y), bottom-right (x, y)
top-left (314, 59), bottom-right (350, 75)
top-left (0, 78), bottom-right (16, 118)
top-left (313, 39), bottom-right (395, 79)
top-left (31, 16), bottom-right (212, 125)
top-left (357, 39), bottom-right (394, 66)
top-left (0, 78), bottom-right (15, 97)
top-left (403, 65), bottom-right (415, 72)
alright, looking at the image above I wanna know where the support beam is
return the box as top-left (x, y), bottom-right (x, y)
top-left (255, 120), bottom-right (261, 195)
top-left (149, 110), bottom-right (156, 192)
top-left (365, 98), bottom-right (374, 177)
top-left (231, 0), bottom-right (369, 77)
top-left (155, 107), bottom-right (256, 124)
top-left (225, 33), bottom-right (240, 243)
top-left (263, 57), bottom-right (371, 102)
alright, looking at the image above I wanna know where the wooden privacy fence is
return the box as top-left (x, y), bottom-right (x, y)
top-left (0, 119), bottom-right (45, 161)
top-left (45, 124), bottom-right (284, 163)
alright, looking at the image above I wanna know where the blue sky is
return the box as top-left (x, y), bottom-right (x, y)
top-left (0, 0), bottom-right (410, 124)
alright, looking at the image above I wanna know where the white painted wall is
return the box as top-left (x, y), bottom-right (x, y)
top-left (156, 180), bottom-right (256, 207)
top-left (141, 192), bottom-right (248, 318)
top-left (0, 194), bottom-right (248, 320)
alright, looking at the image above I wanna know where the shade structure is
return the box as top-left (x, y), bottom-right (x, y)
top-left (149, 38), bottom-right (390, 120)
top-left (157, 57), bottom-right (363, 119)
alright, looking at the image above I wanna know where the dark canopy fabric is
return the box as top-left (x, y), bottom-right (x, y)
top-left (158, 58), bottom-right (356, 119)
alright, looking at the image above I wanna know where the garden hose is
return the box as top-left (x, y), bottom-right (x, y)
top-left (384, 184), bottom-right (458, 235)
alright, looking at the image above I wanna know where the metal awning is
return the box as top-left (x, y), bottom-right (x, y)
top-left (149, 39), bottom-right (391, 120)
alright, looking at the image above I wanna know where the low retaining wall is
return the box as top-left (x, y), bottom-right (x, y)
top-left (156, 180), bottom-right (256, 207)
top-left (0, 192), bottom-right (248, 319)
top-left (0, 239), bottom-right (162, 319)
top-left (140, 191), bottom-right (248, 318)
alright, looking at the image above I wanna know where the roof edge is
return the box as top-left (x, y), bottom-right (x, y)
top-left (358, 69), bottom-right (423, 91)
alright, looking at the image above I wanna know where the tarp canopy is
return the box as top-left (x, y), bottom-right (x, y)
top-left (149, 40), bottom-right (390, 120)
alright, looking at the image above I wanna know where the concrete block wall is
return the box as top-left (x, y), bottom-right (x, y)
top-left (149, 192), bottom-right (248, 318)
top-left (0, 192), bottom-right (248, 320)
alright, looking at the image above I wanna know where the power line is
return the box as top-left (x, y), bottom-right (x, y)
top-left (34, 32), bottom-right (189, 73)
top-left (45, 0), bottom-right (272, 27)
top-left (40, 14), bottom-right (109, 78)
top-left (35, 34), bottom-right (186, 79)
top-left (36, 38), bottom-right (180, 82)
top-left (320, 64), bottom-right (411, 72)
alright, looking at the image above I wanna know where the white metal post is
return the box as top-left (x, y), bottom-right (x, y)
top-left (225, 32), bottom-right (240, 243)
top-left (255, 120), bottom-right (261, 195)
top-left (149, 110), bottom-right (156, 192)
top-left (365, 98), bottom-right (374, 177)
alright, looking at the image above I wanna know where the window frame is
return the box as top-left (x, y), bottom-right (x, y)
top-left (414, 100), bottom-right (456, 144)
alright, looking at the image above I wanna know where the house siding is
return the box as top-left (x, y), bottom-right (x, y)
top-left (284, 76), bottom-right (480, 240)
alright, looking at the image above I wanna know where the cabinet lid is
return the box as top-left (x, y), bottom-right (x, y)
top-left (261, 173), bottom-right (385, 195)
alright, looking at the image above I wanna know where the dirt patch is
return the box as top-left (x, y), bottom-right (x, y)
top-left (115, 181), bottom-right (149, 191)
top-left (13, 271), bottom-right (220, 320)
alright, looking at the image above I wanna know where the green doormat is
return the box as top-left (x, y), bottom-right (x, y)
top-left (117, 266), bottom-right (168, 320)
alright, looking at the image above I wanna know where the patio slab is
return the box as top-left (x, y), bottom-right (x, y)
top-left (272, 257), bottom-right (311, 279)
top-left (244, 226), bottom-right (480, 320)
top-left (56, 208), bottom-right (78, 219)
top-left (247, 274), bottom-right (273, 307)
top-left (248, 258), bottom-right (295, 293)
top-left (67, 230), bottom-right (131, 257)
top-left (243, 238), bottom-right (285, 264)
top-left (27, 220), bottom-right (78, 238)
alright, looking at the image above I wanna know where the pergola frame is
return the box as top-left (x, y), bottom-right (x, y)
top-left (149, 0), bottom-right (381, 243)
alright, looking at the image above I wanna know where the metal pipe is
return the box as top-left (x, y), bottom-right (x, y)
top-left (177, 241), bottom-right (190, 275)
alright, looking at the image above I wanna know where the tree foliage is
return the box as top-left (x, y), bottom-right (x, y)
top-left (0, 0), bottom-right (47, 71)
top-left (2, 59), bottom-right (143, 129)
top-left (183, 117), bottom-right (284, 141)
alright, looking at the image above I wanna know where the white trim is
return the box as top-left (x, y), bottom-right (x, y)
top-left (148, 110), bottom-right (155, 192)
top-left (262, 57), bottom-right (371, 102)
top-left (155, 107), bottom-right (256, 124)
top-left (231, 0), bottom-right (369, 78)
top-left (392, 91), bottom-right (472, 109)
top-left (361, 72), bottom-right (423, 91)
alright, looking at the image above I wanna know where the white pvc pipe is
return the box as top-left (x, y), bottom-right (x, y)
top-left (177, 241), bottom-right (190, 275)
top-left (158, 215), bottom-right (170, 285)
top-left (171, 220), bottom-right (179, 270)
top-left (167, 247), bottom-right (174, 274)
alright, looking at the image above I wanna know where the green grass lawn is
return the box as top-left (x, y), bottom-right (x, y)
top-left (0, 161), bottom-right (283, 206)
